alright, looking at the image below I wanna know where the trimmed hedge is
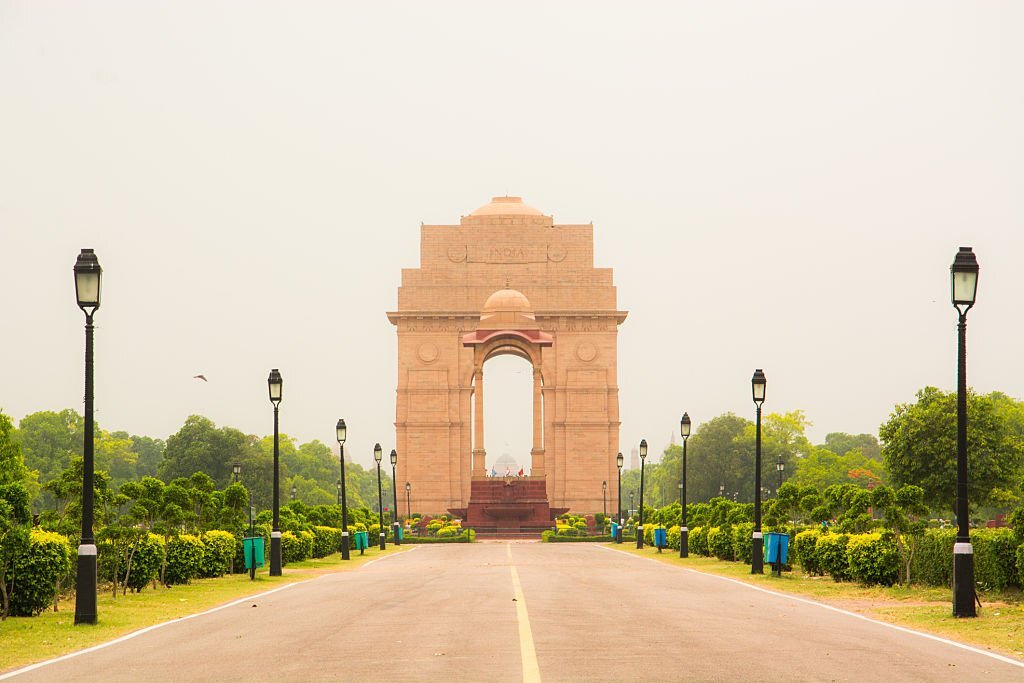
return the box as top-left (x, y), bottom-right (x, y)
top-left (816, 533), bottom-right (851, 582)
top-left (404, 531), bottom-right (475, 543)
top-left (846, 533), bottom-right (899, 586)
top-left (794, 530), bottom-right (823, 576)
top-left (312, 526), bottom-right (343, 558)
top-left (909, 528), bottom-right (954, 587)
top-left (165, 534), bottom-right (204, 585)
top-left (972, 528), bottom-right (1018, 592)
top-left (123, 533), bottom-right (165, 591)
top-left (200, 530), bottom-right (236, 578)
top-left (732, 523), bottom-right (755, 565)
top-left (708, 526), bottom-right (734, 561)
top-left (540, 532), bottom-right (612, 543)
top-left (281, 530), bottom-right (314, 564)
top-left (689, 526), bottom-right (709, 556)
top-left (7, 529), bottom-right (72, 616)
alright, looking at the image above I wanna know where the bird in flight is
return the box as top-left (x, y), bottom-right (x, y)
top-left (193, 374), bottom-right (208, 382)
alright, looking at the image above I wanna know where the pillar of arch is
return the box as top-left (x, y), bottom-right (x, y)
top-left (387, 196), bottom-right (627, 516)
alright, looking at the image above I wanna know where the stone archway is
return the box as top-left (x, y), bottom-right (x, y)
top-left (386, 196), bottom-right (627, 523)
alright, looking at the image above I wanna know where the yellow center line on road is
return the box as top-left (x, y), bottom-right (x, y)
top-left (508, 544), bottom-right (541, 683)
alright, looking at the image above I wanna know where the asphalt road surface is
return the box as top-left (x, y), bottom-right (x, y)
top-left (7, 542), bottom-right (1024, 682)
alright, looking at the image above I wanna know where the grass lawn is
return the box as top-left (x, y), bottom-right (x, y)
top-left (614, 543), bottom-right (1024, 660)
top-left (0, 545), bottom-right (411, 673)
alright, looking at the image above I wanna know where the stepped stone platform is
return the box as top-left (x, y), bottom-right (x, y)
top-left (449, 477), bottom-right (567, 533)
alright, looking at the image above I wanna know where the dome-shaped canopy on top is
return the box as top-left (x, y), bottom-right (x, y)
top-left (482, 288), bottom-right (532, 313)
top-left (469, 196), bottom-right (544, 217)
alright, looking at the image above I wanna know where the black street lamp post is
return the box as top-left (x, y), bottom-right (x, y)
top-left (268, 369), bottom-right (283, 576)
top-left (776, 455), bottom-right (784, 491)
top-left (291, 484), bottom-right (297, 502)
top-left (616, 452), bottom-right (624, 543)
top-left (390, 449), bottom-right (400, 546)
top-left (405, 481), bottom-right (411, 523)
top-left (374, 443), bottom-right (386, 550)
top-left (73, 248), bottom-right (101, 625)
top-left (952, 246), bottom-right (979, 618)
top-left (336, 479), bottom-right (341, 504)
top-left (602, 481), bottom-right (607, 519)
top-left (336, 419), bottom-right (350, 561)
top-left (751, 369), bottom-right (766, 574)
top-left (637, 439), bottom-right (648, 549)
top-left (233, 462), bottom-right (241, 484)
top-left (630, 492), bottom-right (634, 519)
top-left (680, 412), bottom-right (691, 558)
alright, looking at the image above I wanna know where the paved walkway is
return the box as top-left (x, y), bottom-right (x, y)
top-left (6, 543), bottom-right (1024, 681)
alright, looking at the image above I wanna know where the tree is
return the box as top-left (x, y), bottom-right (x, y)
top-left (16, 410), bottom-right (83, 483)
top-left (160, 415), bottom-right (258, 489)
top-left (0, 482), bottom-right (32, 619)
top-left (820, 432), bottom-right (880, 461)
top-left (880, 387), bottom-right (1024, 513)
top-left (792, 446), bottom-right (886, 491)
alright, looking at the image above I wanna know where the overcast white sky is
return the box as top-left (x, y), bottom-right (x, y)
top-left (2, 2), bottom-right (1022, 470)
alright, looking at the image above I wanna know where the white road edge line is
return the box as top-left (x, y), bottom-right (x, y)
top-left (508, 544), bottom-right (541, 683)
top-left (595, 544), bottom-right (1024, 669)
top-left (0, 547), bottom-right (417, 681)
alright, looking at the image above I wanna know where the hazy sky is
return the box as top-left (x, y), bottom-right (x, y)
top-left (2, 2), bottom-right (1022, 470)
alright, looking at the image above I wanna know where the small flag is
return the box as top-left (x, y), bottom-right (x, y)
top-left (518, 467), bottom-right (524, 477)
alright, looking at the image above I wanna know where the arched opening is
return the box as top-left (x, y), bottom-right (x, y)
top-left (480, 354), bottom-right (534, 475)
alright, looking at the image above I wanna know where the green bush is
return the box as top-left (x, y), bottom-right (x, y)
top-left (909, 528), bottom-right (955, 587)
top-left (689, 526), bottom-right (709, 556)
top-left (123, 533), bottom-right (165, 592)
top-left (311, 526), bottom-right (341, 558)
top-left (708, 526), bottom-right (734, 561)
top-left (794, 530), bottom-right (823, 575)
top-left (403, 531), bottom-right (474, 543)
top-left (1017, 544), bottom-right (1024, 588)
top-left (732, 523), bottom-right (755, 565)
top-left (972, 528), bottom-right (1019, 591)
top-left (7, 529), bottom-right (72, 616)
top-left (541, 532), bottom-right (613, 543)
top-left (815, 533), bottom-right (851, 582)
top-left (846, 533), bottom-right (899, 586)
top-left (164, 534), bottom-right (205, 585)
top-left (200, 530), bottom-right (236, 578)
top-left (281, 530), bottom-right (314, 564)
top-left (667, 525), bottom-right (681, 550)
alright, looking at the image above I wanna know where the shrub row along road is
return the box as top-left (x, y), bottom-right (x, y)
top-left (7, 543), bottom-right (1024, 682)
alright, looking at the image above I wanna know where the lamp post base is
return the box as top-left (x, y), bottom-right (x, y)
top-left (751, 534), bottom-right (764, 574)
top-left (270, 533), bottom-right (282, 576)
top-left (636, 525), bottom-right (644, 549)
top-left (73, 546), bottom-right (98, 625)
top-left (616, 519), bottom-right (623, 544)
top-left (394, 522), bottom-right (401, 546)
top-left (953, 543), bottom-right (977, 617)
top-left (379, 532), bottom-right (386, 551)
top-left (680, 527), bottom-right (689, 558)
top-left (341, 531), bottom-right (350, 561)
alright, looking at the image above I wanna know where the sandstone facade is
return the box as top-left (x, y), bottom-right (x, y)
top-left (387, 196), bottom-right (626, 515)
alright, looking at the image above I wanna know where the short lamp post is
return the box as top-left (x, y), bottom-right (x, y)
top-left (776, 455), bottom-right (784, 491)
top-left (73, 248), bottom-right (101, 625)
top-left (680, 412), bottom-right (691, 558)
top-left (636, 439), bottom-right (648, 549)
top-left (374, 443), bottom-right (386, 550)
top-left (390, 449), bottom-right (401, 546)
top-left (336, 419), bottom-right (350, 561)
top-left (751, 369), bottom-right (766, 575)
top-left (951, 246), bottom-right (979, 618)
top-left (602, 481), bottom-right (607, 519)
top-left (233, 462), bottom-right (241, 484)
top-left (616, 452), bottom-right (624, 543)
top-left (291, 484), bottom-right (297, 502)
top-left (405, 481), bottom-right (412, 523)
top-left (268, 369), bottom-right (283, 576)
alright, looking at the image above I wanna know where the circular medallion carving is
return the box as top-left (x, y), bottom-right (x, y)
top-left (417, 343), bottom-right (440, 364)
top-left (548, 244), bottom-right (567, 262)
top-left (575, 342), bottom-right (598, 362)
top-left (447, 245), bottom-right (467, 263)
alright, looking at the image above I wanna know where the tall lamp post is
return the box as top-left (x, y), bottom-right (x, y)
top-left (951, 246), bottom-right (979, 618)
top-left (636, 439), bottom-right (648, 549)
top-left (751, 369), bottom-right (766, 574)
top-left (374, 443), bottom-right (386, 550)
top-left (336, 419), bottom-right (350, 561)
top-left (390, 449), bottom-right (400, 546)
top-left (268, 369), bottom-right (284, 576)
top-left (680, 412), bottom-right (691, 558)
top-left (616, 452), bottom-right (624, 543)
top-left (73, 248), bottom-right (101, 625)
top-left (405, 481), bottom-right (412, 523)
top-left (776, 455), bottom-right (784, 492)
top-left (602, 481), bottom-right (607, 519)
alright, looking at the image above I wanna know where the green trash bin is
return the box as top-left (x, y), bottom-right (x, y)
top-left (354, 531), bottom-right (369, 554)
top-left (243, 537), bottom-right (265, 570)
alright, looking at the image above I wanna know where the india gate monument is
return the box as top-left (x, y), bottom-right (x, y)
top-left (387, 196), bottom-right (626, 531)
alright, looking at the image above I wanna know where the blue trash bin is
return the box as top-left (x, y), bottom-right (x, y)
top-left (654, 527), bottom-right (668, 551)
top-left (765, 532), bottom-right (789, 570)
